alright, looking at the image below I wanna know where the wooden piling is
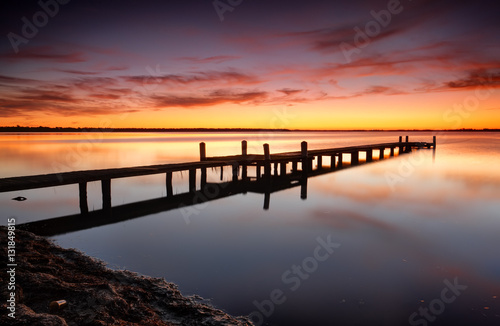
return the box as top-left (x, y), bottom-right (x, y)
top-left (264, 192), bottom-right (270, 210)
top-left (292, 161), bottom-right (298, 172)
top-left (317, 156), bottom-right (323, 169)
top-left (301, 141), bottom-right (308, 172)
top-left (338, 153), bottom-right (343, 168)
top-left (379, 148), bottom-right (385, 160)
top-left (232, 163), bottom-right (239, 182)
top-left (263, 144), bottom-right (271, 177)
top-left (399, 136), bottom-right (402, 142)
top-left (189, 169), bottom-right (196, 192)
top-left (366, 149), bottom-right (372, 162)
top-left (166, 172), bottom-right (173, 197)
top-left (201, 168), bottom-right (207, 189)
top-left (79, 182), bottom-right (88, 214)
top-left (199, 142), bottom-right (206, 161)
top-left (300, 175), bottom-right (308, 200)
top-left (390, 147), bottom-right (395, 157)
top-left (101, 179), bottom-right (111, 210)
top-left (330, 155), bottom-right (335, 169)
top-left (280, 162), bottom-right (287, 176)
top-left (433, 136), bottom-right (436, 148)
top-left (405, 136), bottom-right (409, 143)
top-left (351, 151), bottom-right (359, 165)
top-left (242, 140), bottom-right (247, 156)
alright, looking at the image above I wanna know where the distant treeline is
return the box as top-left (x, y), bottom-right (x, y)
top-left (0, 126), bottom-right (499, 132)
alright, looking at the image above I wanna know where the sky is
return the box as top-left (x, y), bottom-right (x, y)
top-left (1, 0), bottom-right (499, 130)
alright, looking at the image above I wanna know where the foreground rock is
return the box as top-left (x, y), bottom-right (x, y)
top-left (0, 226), bottom-right (253, 326)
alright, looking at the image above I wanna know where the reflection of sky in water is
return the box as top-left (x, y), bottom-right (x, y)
top-left (1, 132), bottom-right (499, 325)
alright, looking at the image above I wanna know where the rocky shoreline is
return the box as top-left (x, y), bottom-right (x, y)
top-left (0, 226), bottom-right (253, 325)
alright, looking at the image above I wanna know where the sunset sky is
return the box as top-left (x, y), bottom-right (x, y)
top-left (1, 0), bottom-right (499, 130)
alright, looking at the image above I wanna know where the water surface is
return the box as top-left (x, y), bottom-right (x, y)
top-left (1, 131), bottom-right (499, 325)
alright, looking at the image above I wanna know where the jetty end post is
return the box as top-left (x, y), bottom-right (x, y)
top-left (399, 136), bottom-right (402, 142)
top-left (433, 136), bottom-right (436, 148)
top-left (301, 141), bottom-right (308, 172)
top-left (199, 142), bottom-right (206, 161)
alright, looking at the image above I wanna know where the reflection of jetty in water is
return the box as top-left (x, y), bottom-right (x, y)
top-left (1, 136), bottom-right (436, 236)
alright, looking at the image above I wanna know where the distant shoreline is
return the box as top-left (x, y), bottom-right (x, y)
top-left (0, 126), bottom-right (499, 133)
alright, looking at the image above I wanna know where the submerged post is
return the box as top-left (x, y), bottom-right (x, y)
top-left (199, 142), bottom-right (206, 161)
top-left (301, 141), bottom-right (308, 172)
top-left (101, 179), bottom-right (111, 211)
top-left (79, 182), bottom-right (88, 214)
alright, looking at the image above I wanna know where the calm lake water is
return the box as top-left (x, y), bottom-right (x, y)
top-left (1, 131), bottom-right (499, 325)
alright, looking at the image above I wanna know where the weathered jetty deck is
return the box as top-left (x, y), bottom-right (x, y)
top-left (1, 136), bottom-right (436, 236)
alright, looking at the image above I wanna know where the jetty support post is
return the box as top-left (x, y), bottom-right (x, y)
top-left (232, 162), bottom-right (239, 182)
top-left (201, 167), bottom-right (207, 189)
top-left (241, 140), bottom-right (247, 180)
top-left (390, 147), bottom-right (395, 157)
top-left (399, 136), bottom-right (402, 143)
top-left (280, 161), bottom-right (287, 176)
top-left (351, 151), bottom-right (359, 165)
top-left (330, 155), bottom-right (336, 169)
top-left (79, 182), bottom-right (88, 214)
top-left (189, 169), bottom-right (196, 193)
top-left (263, 192), bottom-right (270, 210)
top-left (379, 148), bottom-right (385, 160)
top-left (366, 149), bottom-right (373, 162)
top-left (317, 155), bottom-right (323, 170)
top-left (300, 173), bottom-right (308, 200)
top-left (338, 153), bottom-right (343, 168)
top-left (199, 142), bottom-right (206, 161)
top-left (301, 141), bottom-right (308, 172)
top-left (263, 144), bottom-right (271, 177)
top-left (166, 172), bottom-right (173, 197)
top-left (101, 178), bottom-right (111, 211)
top-left (433, 136), bottom-right (436, 149)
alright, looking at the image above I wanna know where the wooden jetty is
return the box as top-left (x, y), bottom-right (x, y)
top-left (0, 136), bottom-right (436, 236)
